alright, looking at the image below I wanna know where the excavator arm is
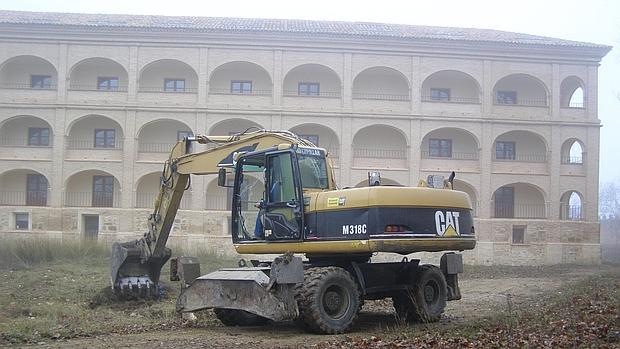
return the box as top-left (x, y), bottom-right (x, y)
top-left (110, 130), bottom-right (327, 296)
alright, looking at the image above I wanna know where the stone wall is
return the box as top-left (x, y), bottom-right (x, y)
top-left (0, 207), bottom-right (601, 265)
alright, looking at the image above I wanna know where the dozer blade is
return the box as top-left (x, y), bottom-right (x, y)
top-left (110, 240), bottom-right (171, 298)
top-left (176, 255), bottom-right (303, 322)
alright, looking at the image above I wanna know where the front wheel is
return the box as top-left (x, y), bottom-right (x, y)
top-left (295, 267), bottom-right (360, 334)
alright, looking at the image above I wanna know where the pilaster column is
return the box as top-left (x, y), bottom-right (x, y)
top-left (549, 125), bottom-right (562, 219)
top-left (551, 64), bottom-right (561, 119)
top-left (272, 50), bottom-right (283, 106)
top-left (121, 110), bottom-right (136, 209)
top-left (482, 60), bottom-right (493, 117)
top-left (479, 122), bottom-right (493, 218)
top-left (50, 108), bottom-right (66, 207)
top-left (56, 44), bottom-right (68, 102)
top-left (340, 116), bottom-right (352, 186)
top-left (410, 56), bottom-right (421, 113)
top-left (342, 53), bottom-right (352, 110)
top-left (198, 47), bottom-right (209, 106)
top-left (409, 119), bottom-right (421, 185)
top-left (127, 46), bottom-right (138, 102)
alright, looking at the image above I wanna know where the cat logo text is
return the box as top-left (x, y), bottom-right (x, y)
top-left (434, 211), bottom-right (460, 237)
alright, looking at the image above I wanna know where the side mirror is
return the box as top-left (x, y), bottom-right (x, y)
top-left (218, 168), bottom-right (228, 187)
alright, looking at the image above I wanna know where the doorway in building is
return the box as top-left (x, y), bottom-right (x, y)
top-left (82, 214), bottom-right (99, 240)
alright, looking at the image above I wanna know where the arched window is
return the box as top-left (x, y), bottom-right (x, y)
top-left (560, 191), bottom-right (583, 220)
top-left (568, 87), bottom-right (584, 108)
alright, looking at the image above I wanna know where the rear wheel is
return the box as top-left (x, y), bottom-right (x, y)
top-left (392, 264), bottom-right (447, 323)
top-left (295, 267), bottom-right (360, 334)
top-left (213, 308), bottom-right (270, 327)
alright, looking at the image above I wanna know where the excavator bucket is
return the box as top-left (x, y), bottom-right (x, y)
top-left (176, 255), bottom-right (303, 321)
top-left (110, 240), bottom-right (171, 298)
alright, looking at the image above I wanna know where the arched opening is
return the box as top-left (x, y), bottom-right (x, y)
top-left (560, 77), bottom-right (585, 108)
top-left (453, 179), bottom-right (478, 216)
top-left (0, 115), bottom-right (53, 147)
top-left (493, 130), bottom-right (547, 163)
top-left (137, 119), bottom-right (193, 153)
top-left (65, 170), bottom-right (121, 207)
top-left (138, 59), bottom-right (198, 93)
top-left (352, 66), bottom-right (409, 101)
top-left (561, 139), bottom-right (584, 164)
top-left (208, 118), bottom-right (263, 136)
top-left (352, 125), bottom-right (408, 169)
top-left (289, 123), bottom-right (340, 162)
top-left (0, 55), bottom-right (57, 89)
top-left (66, 115), bottom-right (124, 149)
top-left (0, 169), bottom-right (49, 206)
top-left (69, 57), bottom-right (128, 91)
top-left (205, 177), bottom-right (231, 210)
top-left (283, 64), bottom-right (341, 98)
top-left (421, 127), bottom-right (479, 160)
top-left (209, 61), bottom-right (272, 96)
top-left (136, 172), bottom-right (191, 210)
top-left (421, 70), bottom-right (480, 103)
top-left (560, 191), bottom-right (583, 220)
top-left (493, 74), bottom-right (548, 107)
top-left (493, 183), bottom-right (546, 219)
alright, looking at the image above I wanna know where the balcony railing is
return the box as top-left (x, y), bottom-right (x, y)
top-left (564, 101), bottom-right (585, 108)
top-left (561, 155), bottom-right (584, 165)
top-left (0, 82), bottom-right (57, 90)
top-left (421, 95), bottom-right (480, 104)
top-left (0, 137), bottom-right (52, 147)
top-left (138, 86), bottom-right (198, 93)
top-left (138, 142), bottom-right (176, 153)
top-left (494, 98), bottom-right (548, 107)
top-left (68, 84), bottom-right (128, 92)
top-left (283, 90), bottom-right (341, 98)
top-left (205, 195), bottom-right (229, 211)
top-left (66, 139), bottom-right (124, 150)
top-left (493, 203), bottom-right (547, 219)
top-left (353, 147), bottom-right (407, 159)
top-left (560, 203), bottom-right (584, 221)
top-left (493, 153), bottom-right (547, 163)
top-left (421, 151), bottom-right (479, 160)
top-left (209, 88), bottom-right (272, 96)
top-left (352, 92), bottom-right (410, 101)
top-left (0, 191), bottom-right (48, 206)
top-left (64, 192), bottom-right (120, 208)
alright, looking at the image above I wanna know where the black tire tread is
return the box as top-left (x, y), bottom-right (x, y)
top-left (295, 266), bottom-right (360, 334)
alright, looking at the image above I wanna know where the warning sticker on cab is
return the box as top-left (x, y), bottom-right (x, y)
top-left (327, 197), bottom-right (339, 207)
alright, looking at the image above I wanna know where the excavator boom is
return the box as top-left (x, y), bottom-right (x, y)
top-left (110, 130), bottom-right (328, 295)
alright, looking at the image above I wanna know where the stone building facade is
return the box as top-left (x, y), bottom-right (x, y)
top-left (0, 11), bottom-right (611, 264)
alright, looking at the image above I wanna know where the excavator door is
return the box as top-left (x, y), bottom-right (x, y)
top-left (263, 150), bottom-right (304, 241)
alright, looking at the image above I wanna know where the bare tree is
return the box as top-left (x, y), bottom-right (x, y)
top-left (599, 181), bottom-right (620, 219)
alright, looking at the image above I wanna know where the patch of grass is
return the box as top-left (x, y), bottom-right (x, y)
top-left (0, 238), bottom-right (241, 345)
top-left (0, 237), bottom-right (109, 270)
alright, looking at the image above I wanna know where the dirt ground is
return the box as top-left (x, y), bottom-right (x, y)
top-left (17, 264), bottom-right (616, 349)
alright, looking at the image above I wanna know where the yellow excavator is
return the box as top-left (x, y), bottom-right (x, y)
top-left (110, 129), bottom-right (476, 334)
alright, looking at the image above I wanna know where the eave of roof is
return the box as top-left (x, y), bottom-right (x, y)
top-left (0, 10), bottom-right (612, 56)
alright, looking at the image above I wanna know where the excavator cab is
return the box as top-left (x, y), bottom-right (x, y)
top-left (229, 145), bottom-right (328, 243)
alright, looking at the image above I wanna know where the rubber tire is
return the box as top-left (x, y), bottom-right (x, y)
top-left (295, 267), bottom-right (360, 334)
top-left (213, 308), bottom-right (271, 327)
top-left (392, 264), bottom-right (447, 323)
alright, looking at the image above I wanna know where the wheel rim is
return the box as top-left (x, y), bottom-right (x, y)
top-left (423, 280), bottom-right (440, 306)
top-left (322, 284), bottom-right (350, 319)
